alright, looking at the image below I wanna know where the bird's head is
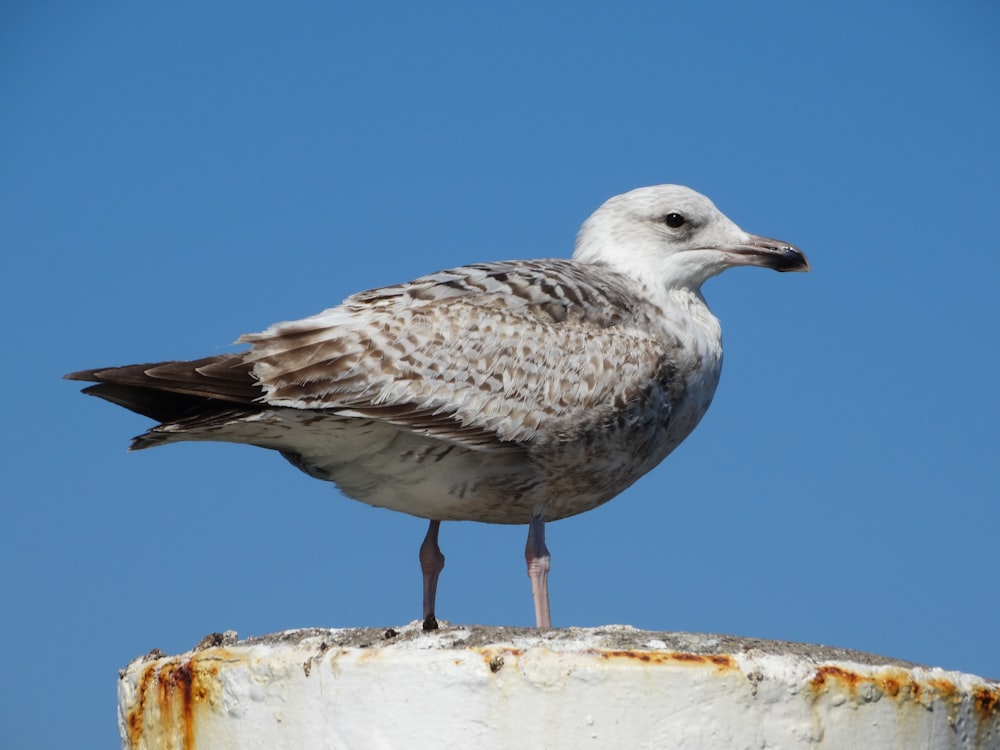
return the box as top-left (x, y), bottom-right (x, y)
top-left (573, 184), bottom-right (809, 291)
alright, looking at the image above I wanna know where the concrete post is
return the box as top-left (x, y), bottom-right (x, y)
top-left (119, 624), bottom-right (1000, 749)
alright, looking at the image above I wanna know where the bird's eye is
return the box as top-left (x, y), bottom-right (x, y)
top-left (663, 213), bottom-right (686, 228)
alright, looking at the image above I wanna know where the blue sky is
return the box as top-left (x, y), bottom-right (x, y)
top-left (2, 1), bottom-right (998, 746)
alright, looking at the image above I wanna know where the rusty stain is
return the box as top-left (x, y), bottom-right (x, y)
top-left (974, 686), bottom-right (1000, 719)
top-left (810, 665), bottom-right (933, 706)
top-left (596, 649), bottom-right (660, 663)
top-left (158, 661), bottom-right (195, 750)
top-left (927, 676), bottom-right (958, 696)
top-left (810, 665), bottom-right (862, 692)
top-left (470, 646), bottom-right (737, 674)
top-left (594, 650), bottom-right (736, 670)
top-left (125, 662), bottom-right (158, 750)
top-left (809, 663), bottom-right (1000, 733)
top-left (882, 677), bottom-right (901, 697)
top-left (474, 647), bottom-right (524, 674)
top-left (669, 653), bottom-right (705, 663)
top-left (124, 652), bottom-right (226, 749)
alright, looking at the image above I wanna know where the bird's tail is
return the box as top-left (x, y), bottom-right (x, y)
top-left (65, 355), bottom-right (265, 450)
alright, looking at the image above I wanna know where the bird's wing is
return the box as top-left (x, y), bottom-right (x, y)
top-left (239, 259), bottom-right (678, 448)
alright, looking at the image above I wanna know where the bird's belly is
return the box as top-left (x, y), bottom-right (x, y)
top-left (288, 419), bottom-right (695, 524)
top-left (319, 439), bottom-right (647, 525)
top-left (250, 412), bottom-right (535, 523)
top-left (243, 382), bottom-right (715, 524)
top-left (327, 447), bottom-right (540, 523)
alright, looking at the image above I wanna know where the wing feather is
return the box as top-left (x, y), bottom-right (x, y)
top-left (65, 355), bottom-right (259, 403)
top-left (238, 260), bottom-right (676, 446)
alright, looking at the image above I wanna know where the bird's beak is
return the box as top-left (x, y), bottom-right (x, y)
top-left (726, 234), bottom-right (810, 273)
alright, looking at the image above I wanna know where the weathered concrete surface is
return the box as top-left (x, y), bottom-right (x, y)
top-left (119, 624), bottom-right (1000, 749)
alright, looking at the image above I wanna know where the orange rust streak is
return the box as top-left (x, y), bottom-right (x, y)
top-left (128, 655), bottom-right (221, 749)
top-left (810, 665), bottom-right (861, 691)
top-left (808, 663), bottom-right (1000, 727)
top-left (925, 676), bottom-right (963, 709)
top-left (595, 650), bottom-right (736, 670)
top-left (974, 686), bottom-right (1000, 719)
top-left (474, 647), bottom-right (726, 667)
top-left (126, 663), bottom-right (158, 749)
top-left (810, 666), bottom-right (926, 702)
top-left (927, 677), bottom-right (958, 695)
top-left (157, 661), bottom-right (197, 750)
top-left (668, 653), bottom-right (704, 663)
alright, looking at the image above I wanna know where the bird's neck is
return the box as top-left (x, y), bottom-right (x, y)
top-left (652, 285), bottom-right (724, 362)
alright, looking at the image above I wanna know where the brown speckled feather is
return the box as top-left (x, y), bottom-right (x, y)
top-left (237, 259), bottom-right (684, 450)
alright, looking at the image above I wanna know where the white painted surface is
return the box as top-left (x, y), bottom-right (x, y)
top-left (119, 624), bottom-right (1000, 749)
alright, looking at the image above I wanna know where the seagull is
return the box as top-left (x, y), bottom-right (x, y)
top-left (66, 185), bottom-right (808, 629)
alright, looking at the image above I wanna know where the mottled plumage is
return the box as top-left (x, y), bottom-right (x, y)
top-left (67, 184), bottom-right (809, 628)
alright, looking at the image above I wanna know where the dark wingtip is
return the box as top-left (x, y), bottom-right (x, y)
top-left (128, 432), bottom-right (163, 451)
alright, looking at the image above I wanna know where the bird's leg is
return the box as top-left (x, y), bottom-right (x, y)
top-left (419, 520), bottom-right (445, 631)
top-left (525, 515), bottom-right (551, 628)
